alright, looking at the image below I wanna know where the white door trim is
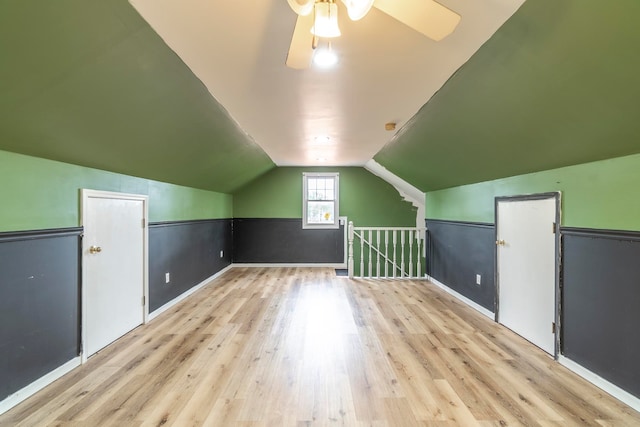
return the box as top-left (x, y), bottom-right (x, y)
top-left (495, 192), bottom-right (561, 357)
top-left (80, 189), bottom-right (149, 363)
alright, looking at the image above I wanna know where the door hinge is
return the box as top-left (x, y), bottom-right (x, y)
top-left (552, 222), bottom-right (556, 234)
top-left (142, 295), bottom-right (146, 306)
top-left (552, 322), bottom-right (556, 334)
top-left (142, 218), bottom-right (146, 228)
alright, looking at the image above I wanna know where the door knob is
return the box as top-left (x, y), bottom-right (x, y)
top-left (496, 239), bottom-right (506, 246)
top-left (89, 245), bottom-right (102, 254)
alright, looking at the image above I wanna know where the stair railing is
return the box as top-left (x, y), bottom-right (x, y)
top-left (347, 221), bottom-right (427, 279)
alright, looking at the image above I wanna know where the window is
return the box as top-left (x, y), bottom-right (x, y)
top-left (303, 172), bottom-right (339, 229)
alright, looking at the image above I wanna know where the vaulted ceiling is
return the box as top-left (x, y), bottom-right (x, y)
top-left (127, 0), bottom-right (524, 166)
top-left (0, 0), bottom-right (274, 193)
top-left (375, 0), bottom-right (640, 191)
top-left (1, 0), bottom-right (639, 194)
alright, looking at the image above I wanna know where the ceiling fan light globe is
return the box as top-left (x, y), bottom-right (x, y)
top-left (342, 0), bottom-right (375, 21)
top-left (287, 0), bottom-right (314, 16)
top-left (311, 2), bottom-right (341, 38)
top-left (313, 48), bottom-right (339, 68)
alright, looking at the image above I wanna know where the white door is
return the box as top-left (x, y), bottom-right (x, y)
top-left (82, 190), bottom-right (148, 358)
top-left (496, 195), bottom-right (557, 355)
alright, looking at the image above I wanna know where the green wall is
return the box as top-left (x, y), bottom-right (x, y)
top-left (233, 167), bottom-right (416, 227)
top-left (375, 0), bottom-right (640, 192)
top-left (0, 150), bottom-right (232, 232)
top-left (426, 153), bottom-right (640, 231)
top-left (0, 0), bottom-right (275, 194)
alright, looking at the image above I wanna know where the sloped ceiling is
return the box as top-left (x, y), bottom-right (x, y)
top-left (0, 0), bottom-right (274, 194)
top-left (128, 0), bottom-right (524, 166)
top-left (375, 0), bottom-right (640, 191)
top-left (1, 0), bottom-right (638, 195)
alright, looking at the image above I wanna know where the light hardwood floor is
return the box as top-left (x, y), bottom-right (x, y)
top-left (1, 267), bottom-right (639, 426)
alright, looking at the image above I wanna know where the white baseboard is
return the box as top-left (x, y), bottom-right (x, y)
top-left (0, 266), bottom-right (234, 415)
top-left (0, 356), bottom-right (81, 416)
top-left (5, 268), bottom-right (639, 418)
top-left (425, 277), bottom-right (640, 411)
top-left (150, 262), bottom-right (348, 322)
top-left (559, 356), bottom-right (640, 412)
top-left (426, 275), bottom-right (495, 319)
top-left (232, 263), bottom-right (347, 268)
top-left (148, 264), bottom-right (233, 321)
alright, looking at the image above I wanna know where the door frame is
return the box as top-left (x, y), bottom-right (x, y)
top-left (80, 189), bottom-right (149, 362)
top-left (494, 192), bottom-right (561, 358)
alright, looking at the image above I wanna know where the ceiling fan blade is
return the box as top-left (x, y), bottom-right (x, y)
top-left (341, 0), bottom-right (375, 21)
top-left (373, 0), bottom-right (461, 41)
top-left (287, 0), bottom-right (314, 16)
top-left (286, 13), bottom-right (315, 70)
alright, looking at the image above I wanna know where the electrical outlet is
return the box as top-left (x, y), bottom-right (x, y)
top-left (476, 274), bottom-right (481, 285)
top-left (165, 273), bottom-right (170, 283)
top-left (220, 250), bottom-right (224, 258)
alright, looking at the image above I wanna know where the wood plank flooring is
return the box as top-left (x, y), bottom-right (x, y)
top-left (1, 267), bottom-right (639, 426)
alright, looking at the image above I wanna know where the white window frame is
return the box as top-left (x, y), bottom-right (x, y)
top-left (303, 172), bottom-right (340, 229)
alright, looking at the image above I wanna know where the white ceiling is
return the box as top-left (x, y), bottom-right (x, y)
top-left (129, 0), bottom-right (525, 166)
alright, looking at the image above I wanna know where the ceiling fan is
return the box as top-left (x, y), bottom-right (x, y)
top-left (286, 0), bottom-right (461, 69)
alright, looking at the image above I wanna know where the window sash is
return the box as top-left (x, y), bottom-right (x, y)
top-left (303, 173), bottom-right (339, 229)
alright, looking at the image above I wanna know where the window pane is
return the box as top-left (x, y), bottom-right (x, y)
top-left (325, 179), bottom-right (334, 192)
top-left (308, 178), bottom-right (335, 201)
top-left (307, 201), bottom-right (334, 224)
